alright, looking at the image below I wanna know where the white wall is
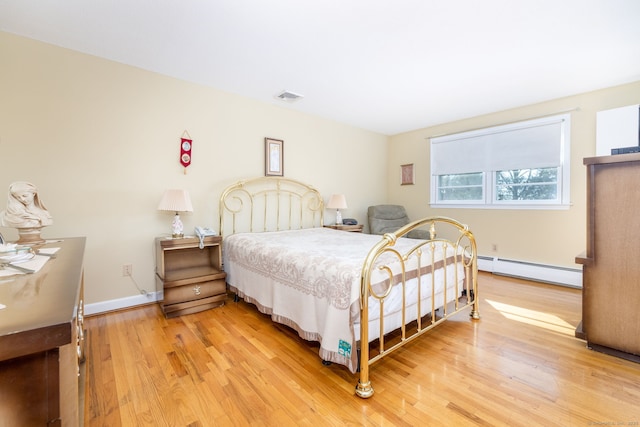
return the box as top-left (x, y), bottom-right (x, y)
top-left (0, 32), bottom-right (388, 308)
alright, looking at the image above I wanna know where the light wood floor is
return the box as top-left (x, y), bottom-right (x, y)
top-left (83, 272), bottom-right (640, 426)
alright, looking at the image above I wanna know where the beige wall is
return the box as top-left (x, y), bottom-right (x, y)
top-left (388, 80), bottom-right (640, 268)
top-left (3, 31), bottom-right (640, 309)
top-left (0, 32), bottom-right (388, 306)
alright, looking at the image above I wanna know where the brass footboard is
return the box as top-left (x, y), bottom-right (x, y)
top-left (355, 216), bottom-right (480, 398)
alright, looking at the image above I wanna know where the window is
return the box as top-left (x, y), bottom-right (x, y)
top-left (437, 172), bottom-right (484, 203)
top-left (430, 114), bottom-right (571, 209)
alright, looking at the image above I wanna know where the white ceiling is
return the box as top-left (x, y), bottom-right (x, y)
top-left (2, 1), bottom-right (640, 135)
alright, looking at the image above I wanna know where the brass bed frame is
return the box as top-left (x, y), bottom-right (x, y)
top-left (219, 177), bottom-right (480, 398)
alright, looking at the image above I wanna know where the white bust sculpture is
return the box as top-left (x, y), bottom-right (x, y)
top-left (1, 182), bottom-right (53, 244)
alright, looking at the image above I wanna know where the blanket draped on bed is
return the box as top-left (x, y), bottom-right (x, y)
top-left (223, 227), bottom-right (457, 373)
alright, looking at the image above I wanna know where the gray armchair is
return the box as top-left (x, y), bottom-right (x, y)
top-left (367, 205), bottom-right (431, 239)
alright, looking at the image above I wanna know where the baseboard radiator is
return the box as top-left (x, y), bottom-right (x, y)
top-left (477, 256), bottom-right (582, 288)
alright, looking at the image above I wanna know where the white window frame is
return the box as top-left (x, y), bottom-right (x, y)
top-left (435, 172), bottom-right (486, 204)
top-left (430, 114), bottom-right (571, 210)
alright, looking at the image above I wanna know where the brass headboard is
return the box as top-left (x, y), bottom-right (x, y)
top-left (219, 177), bottom-right (324, 237)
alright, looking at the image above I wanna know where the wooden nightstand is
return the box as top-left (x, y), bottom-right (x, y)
top-left (155, 235), bottom-right (227, 317)
top-left (324, 224), bottom-right (364, 232)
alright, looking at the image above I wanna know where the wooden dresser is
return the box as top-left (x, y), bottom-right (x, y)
top-left (576, 153), bottom-right (640, 362)
top-left (0, 237), bottom-right (86, 427)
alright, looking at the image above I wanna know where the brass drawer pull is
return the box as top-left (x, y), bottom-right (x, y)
top-left (193, 285), bottom-right (201, 296)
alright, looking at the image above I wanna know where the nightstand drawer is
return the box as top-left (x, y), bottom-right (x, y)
top-left (163, 279), bottom-right (226, 305)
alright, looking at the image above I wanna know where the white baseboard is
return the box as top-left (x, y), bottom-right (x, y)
top-left (85, 291), bottom-right (161, 316)
top-left (478, 256), bottom-right (582, 288)
top-left (85, 256), bottom-right (582, 316)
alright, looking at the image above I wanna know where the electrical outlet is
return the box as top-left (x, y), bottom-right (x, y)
top-left (122, 264), bottom-right (133, 276)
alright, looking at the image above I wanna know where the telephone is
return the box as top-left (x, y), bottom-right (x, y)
top-left (195, 226), bottom-right (217, 249)
top-left (342, 218), bottom-right (358, 225)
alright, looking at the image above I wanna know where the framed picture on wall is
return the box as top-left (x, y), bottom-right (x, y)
top-left (265, 138), bottom-right (284, 176)
top-left (401, 163), bottom-right (414, 185)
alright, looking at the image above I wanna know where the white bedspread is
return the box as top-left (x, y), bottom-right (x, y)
top-left (223, 227), bottom-right (461, 373)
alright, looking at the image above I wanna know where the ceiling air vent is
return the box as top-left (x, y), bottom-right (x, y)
top-left (275, 90), bottom-right (304, 103)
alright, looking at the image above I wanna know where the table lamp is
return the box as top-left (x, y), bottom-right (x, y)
top-left (326, 194), bottom-right (347, 225)
top-left (158, 189), bottom-right (193, 238)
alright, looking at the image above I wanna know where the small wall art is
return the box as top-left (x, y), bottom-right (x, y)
top-left (265, 138), bottom-right (284, 176)
top-left (401, 163), bottom-right (414, 185)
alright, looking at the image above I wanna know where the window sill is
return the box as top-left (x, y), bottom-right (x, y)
top-left (430, 203), bottom-right (572, 210)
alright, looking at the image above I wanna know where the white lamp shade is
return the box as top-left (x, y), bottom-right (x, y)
top-left (326, 194), bottom-right (348, 210)
top-left (158, 189), bottom-right (193, 212)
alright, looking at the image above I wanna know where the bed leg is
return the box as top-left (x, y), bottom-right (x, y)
top-left (322, 360), bottom-right (332, 366)
top-left (470, 292), bottom-right (480, 320)
top-left (461, 289), bottom-right (475, 302)
top-left (355, 381), bottom-right (374, 399)
top-left (234, 293), bottom-right (239, 302)
top-left (355, 347), bottom-right (373, 398)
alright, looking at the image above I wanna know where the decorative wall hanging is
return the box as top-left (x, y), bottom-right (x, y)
top-left (265, 137), bottom-right (284, 176)
top-left (180, 130), bottom-right (192, 174)
top-left (401, 163), bottom-right (414, 185)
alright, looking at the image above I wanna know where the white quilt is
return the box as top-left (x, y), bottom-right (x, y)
top-left (223, 227), bottom-right (462, 373)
